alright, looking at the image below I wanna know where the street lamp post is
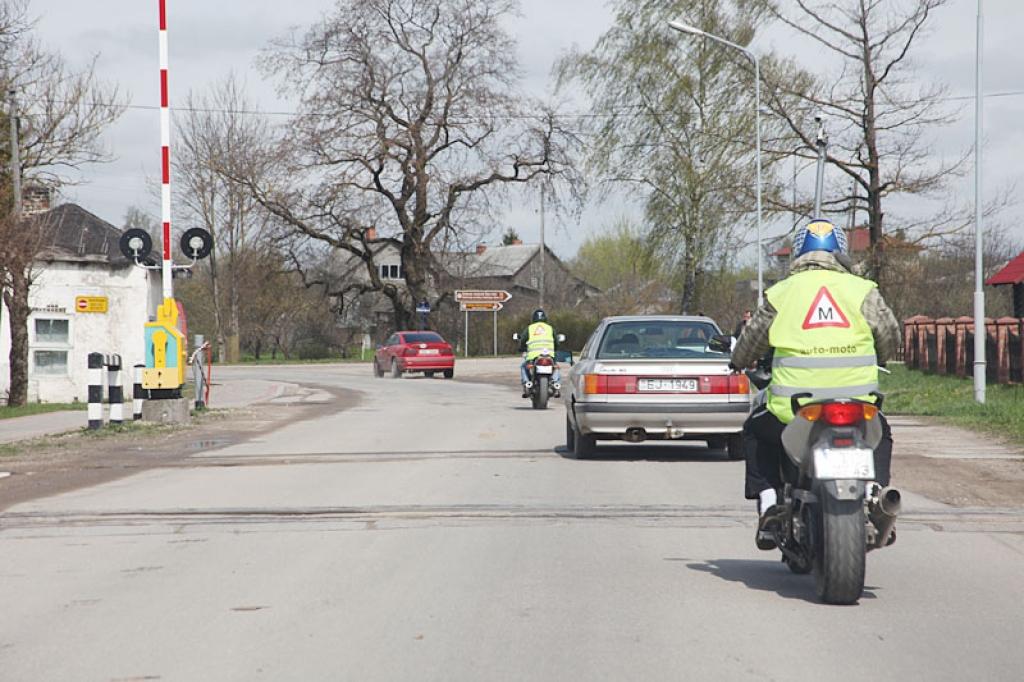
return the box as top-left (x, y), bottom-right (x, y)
top-left (669, 20), bottom-right (764, 305)
top-left (973, 0), bottom-right (986, 403)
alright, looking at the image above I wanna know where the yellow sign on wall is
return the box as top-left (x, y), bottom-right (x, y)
top-left (75, 296), bottom-right (108, 313)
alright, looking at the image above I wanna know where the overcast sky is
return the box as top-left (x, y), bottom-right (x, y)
top-left (29, 0), bottom-right (1024, 261)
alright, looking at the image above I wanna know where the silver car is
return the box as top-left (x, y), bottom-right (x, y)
top-left (564, 315), bottom-right (751, 459)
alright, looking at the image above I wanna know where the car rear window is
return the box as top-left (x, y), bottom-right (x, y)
top-left (402, 332), bottom-right (444, 343)
top-left (596, 321), bottom-right (724, 359)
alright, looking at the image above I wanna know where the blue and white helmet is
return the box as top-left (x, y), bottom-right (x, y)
top-left (792, 219), bottom-right (847, 257)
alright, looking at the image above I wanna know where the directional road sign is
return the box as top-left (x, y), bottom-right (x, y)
top-left (460, 302), bottom-right (504, 312)
top-left (455, 290), bottom-right (512, 304)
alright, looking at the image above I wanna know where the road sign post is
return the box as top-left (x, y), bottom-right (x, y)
top-left (455, 290), bottom-right (512, 358)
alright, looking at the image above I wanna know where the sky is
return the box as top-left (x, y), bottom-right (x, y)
top-left (27, 0), bottom-right (1024, 263)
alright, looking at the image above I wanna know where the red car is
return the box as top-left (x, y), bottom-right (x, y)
top-left (373, 331), bottom-right (455, 379)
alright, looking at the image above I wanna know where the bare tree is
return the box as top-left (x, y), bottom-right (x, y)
top-left (762, 0), bottom-right (979, 286)
top-left (175, 75), bottom-right (272, 362)
top-left (233, 0), bottom-right (579, 329)
top-left (0, 0), bottom-right (123, 406)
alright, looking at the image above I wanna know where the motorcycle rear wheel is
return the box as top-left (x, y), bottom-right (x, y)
top-left (814, 492), bottom-right (866, 605)
top-left (532, 376), bottom-right (549, 409)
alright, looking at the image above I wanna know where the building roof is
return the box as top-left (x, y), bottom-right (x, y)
top-left (460, 244), bottom-right (542, 278)
top-left (986, 251), bottom-right (1024, 286)
top-left (32, 203), bottom-right (128, 264)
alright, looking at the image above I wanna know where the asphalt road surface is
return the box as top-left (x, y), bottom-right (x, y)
top-left (3, 362), bottom-right (1024, 681)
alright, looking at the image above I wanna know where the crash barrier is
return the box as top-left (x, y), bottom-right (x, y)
top-left (86, 352), bottom-right (140, 430)
top-left (903, 316), bottom-right (1024, 384)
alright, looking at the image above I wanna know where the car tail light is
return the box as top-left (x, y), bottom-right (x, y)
top-left (799, 402), bottom-right (876, 424)
top-left (403, 347), bottom-right (418, 357)
top-left (698, 375), bottom-right (750, 394)
top-left (583, 375), bottom-right (636, 394)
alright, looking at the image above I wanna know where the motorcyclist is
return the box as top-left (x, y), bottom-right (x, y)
top-left (730, 219), bottom-right (900, 549)
top-left (518, 308), bottom-right (561, 398)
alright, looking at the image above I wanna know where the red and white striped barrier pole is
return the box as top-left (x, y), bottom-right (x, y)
top-left (158, 0), bottom-right (173, 300)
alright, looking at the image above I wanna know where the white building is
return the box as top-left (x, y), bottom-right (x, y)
top-left (0, 204), bottom-right (161, 403)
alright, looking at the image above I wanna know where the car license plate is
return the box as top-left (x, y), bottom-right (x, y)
top-left (535, 365), bottom-right (554, 374)
top-left (638, 378), bottom-right (697, 392)
top-left (813, 447), bottom-right (875, 480)
top-left (420, 349), bottom-right (439, 355)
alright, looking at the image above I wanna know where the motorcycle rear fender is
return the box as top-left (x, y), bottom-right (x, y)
top-left (781, 409), bottom-right (884, 468)
top-left (818, 479), bottom-right (866, 502)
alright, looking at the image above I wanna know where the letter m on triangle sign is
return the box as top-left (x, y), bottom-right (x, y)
top-left (802, 286), bottom-right (850, 330)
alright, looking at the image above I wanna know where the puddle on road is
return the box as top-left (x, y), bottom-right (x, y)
top-left (187, 438), bottom-right (233, 451)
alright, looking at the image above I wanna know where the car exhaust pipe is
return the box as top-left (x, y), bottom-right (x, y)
top-left (624, 427), bottom-right (647, 443)
top-left (868, 486), bottom-right (901, 550)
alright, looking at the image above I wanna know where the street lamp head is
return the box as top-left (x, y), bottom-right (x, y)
top-left (668, 20), bottom-right (705, 37)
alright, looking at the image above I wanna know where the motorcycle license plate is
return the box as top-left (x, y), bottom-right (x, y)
top-left (638, 378), bottom-right (697, 392)
top-left (535, 365), bottom-right (554, 374)
top-left (814, 447), bottom-right (875, 480)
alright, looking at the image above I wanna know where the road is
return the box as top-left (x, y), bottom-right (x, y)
top-left (2, 361), bottom-right (1024, 681)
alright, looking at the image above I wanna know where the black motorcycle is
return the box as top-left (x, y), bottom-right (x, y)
top-left (747, 367), bottom-right (900, 605)
top-left (512, 332), bottom-right (566, 410)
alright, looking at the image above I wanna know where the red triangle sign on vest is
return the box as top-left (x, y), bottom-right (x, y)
top-left (802, 286), bottom-right (850, 329)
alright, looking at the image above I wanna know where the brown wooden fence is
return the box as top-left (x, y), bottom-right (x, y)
top-left (903, 316), bottom-right (1024, 384)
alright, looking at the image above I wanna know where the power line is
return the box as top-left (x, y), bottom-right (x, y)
top-left (16, 89), bottom-right (1024, 122)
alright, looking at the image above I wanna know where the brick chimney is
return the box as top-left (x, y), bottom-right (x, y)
top-left (22, 183), bottom-right (53, 217)
top-left (366, 226), bottom-right (377, 241)
top-left (511, 239), bottom-right (522, 245)
top-left (476, 243), bottom-right (487, 255)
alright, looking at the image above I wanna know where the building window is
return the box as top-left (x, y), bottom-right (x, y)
top-left (33, 350), bottom-right (69, 375)
top-left (380, 264), bottom-right (403, 280)
top-left (31, 316), bottom-right (71, 377)
top-left (35, 318), bottom-right (69, 344)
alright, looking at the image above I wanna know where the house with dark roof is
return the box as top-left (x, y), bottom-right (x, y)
top-left (0, 203), bottom-right (160, 402)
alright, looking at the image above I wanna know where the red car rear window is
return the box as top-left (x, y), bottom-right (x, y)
top-left (402, 332), bottom-right (444, 343)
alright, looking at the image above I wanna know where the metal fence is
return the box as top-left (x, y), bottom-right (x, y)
top-left (902, 316), bottom-right (1024, 384)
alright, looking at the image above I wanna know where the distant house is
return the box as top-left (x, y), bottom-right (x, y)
top-left (0, 203), bottom-right (160, 403)
top-left (329, 237), bottom-right (598, 340)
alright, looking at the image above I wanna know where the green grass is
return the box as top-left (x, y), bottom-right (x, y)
top-left (881, 364), bottom-right (1024, 445)
top-left (0, 402), bottom-right (87, 420)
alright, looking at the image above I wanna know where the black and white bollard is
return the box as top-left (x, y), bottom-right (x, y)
top-left (87, 352), bottom-right (105, 430)
top-left (107, 354), bottom-right (124, 425)
top-left (133, 364), bottom-right (145, 420)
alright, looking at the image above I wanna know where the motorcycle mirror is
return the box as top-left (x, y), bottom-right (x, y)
top-left (512, 333), bottom-right (520, 341)
top-left (707, 334), bottom-right (732, 354)
top-left (119, 228), bottom-right (153, 261)
top-left (556, 333), bottom-right (566, 343)
top-left (180, 227), bottom-right (214, 260)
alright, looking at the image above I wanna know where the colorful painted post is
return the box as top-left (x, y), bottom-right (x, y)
top-left (87, 353), bottom-right (105, 430)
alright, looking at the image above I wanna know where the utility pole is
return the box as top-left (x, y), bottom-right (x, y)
top-left (539, 185), bottom-right (546, 309)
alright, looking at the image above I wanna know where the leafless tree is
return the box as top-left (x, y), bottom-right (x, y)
top-left (761, 0), bottom-right (991, 286)
top-left (0, 0), bottom-right (123, 406)
top-left (175, 75), bottom-right (272, 362)
top-left (233, 0), bottom-right (579, 329)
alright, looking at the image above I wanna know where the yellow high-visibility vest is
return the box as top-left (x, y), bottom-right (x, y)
top-left (765, 269), bottom-right (879, 423)
top-left (525, 322), bottom-right (555, 361)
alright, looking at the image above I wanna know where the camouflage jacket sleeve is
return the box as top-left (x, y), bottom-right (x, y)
top-left (862, 288), bottom-right (901, 364)
top-left (731, 301), bottom-right (776, 368)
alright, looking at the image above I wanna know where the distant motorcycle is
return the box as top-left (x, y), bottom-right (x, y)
top-left (513, 332), bottom-right (565, 410)
top-left (757, 383), bottom-right (901, 604)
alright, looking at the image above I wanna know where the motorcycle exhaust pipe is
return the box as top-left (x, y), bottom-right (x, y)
top-left (624, 427), bottom-right (646, 443)
top-left (524, 381), bottom-right (533, 389)
top-left (868, 486), bottom-right (901, 550)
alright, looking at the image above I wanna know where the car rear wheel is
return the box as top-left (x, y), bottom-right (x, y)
top-left (372, 359), bottom-right (384, 378)
top-left (566, 416), bottom-right (596, 459)
top-left (390, 359), bottom-right (402, 378)
top-left (443, 368), bottom-right (454, 379)
top-left (726, 434), bottom-right (745, 461)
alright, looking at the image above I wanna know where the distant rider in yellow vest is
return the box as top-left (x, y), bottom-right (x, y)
top-left (518, 309), bottom-right (561, 398)
top-left (731, 219), bottom-right (900, 549)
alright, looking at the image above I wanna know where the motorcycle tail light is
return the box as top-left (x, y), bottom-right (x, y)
top-left (821, 402), bottom-right (864, 426)
top-left (536, 357), bottom-right (554, 366)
